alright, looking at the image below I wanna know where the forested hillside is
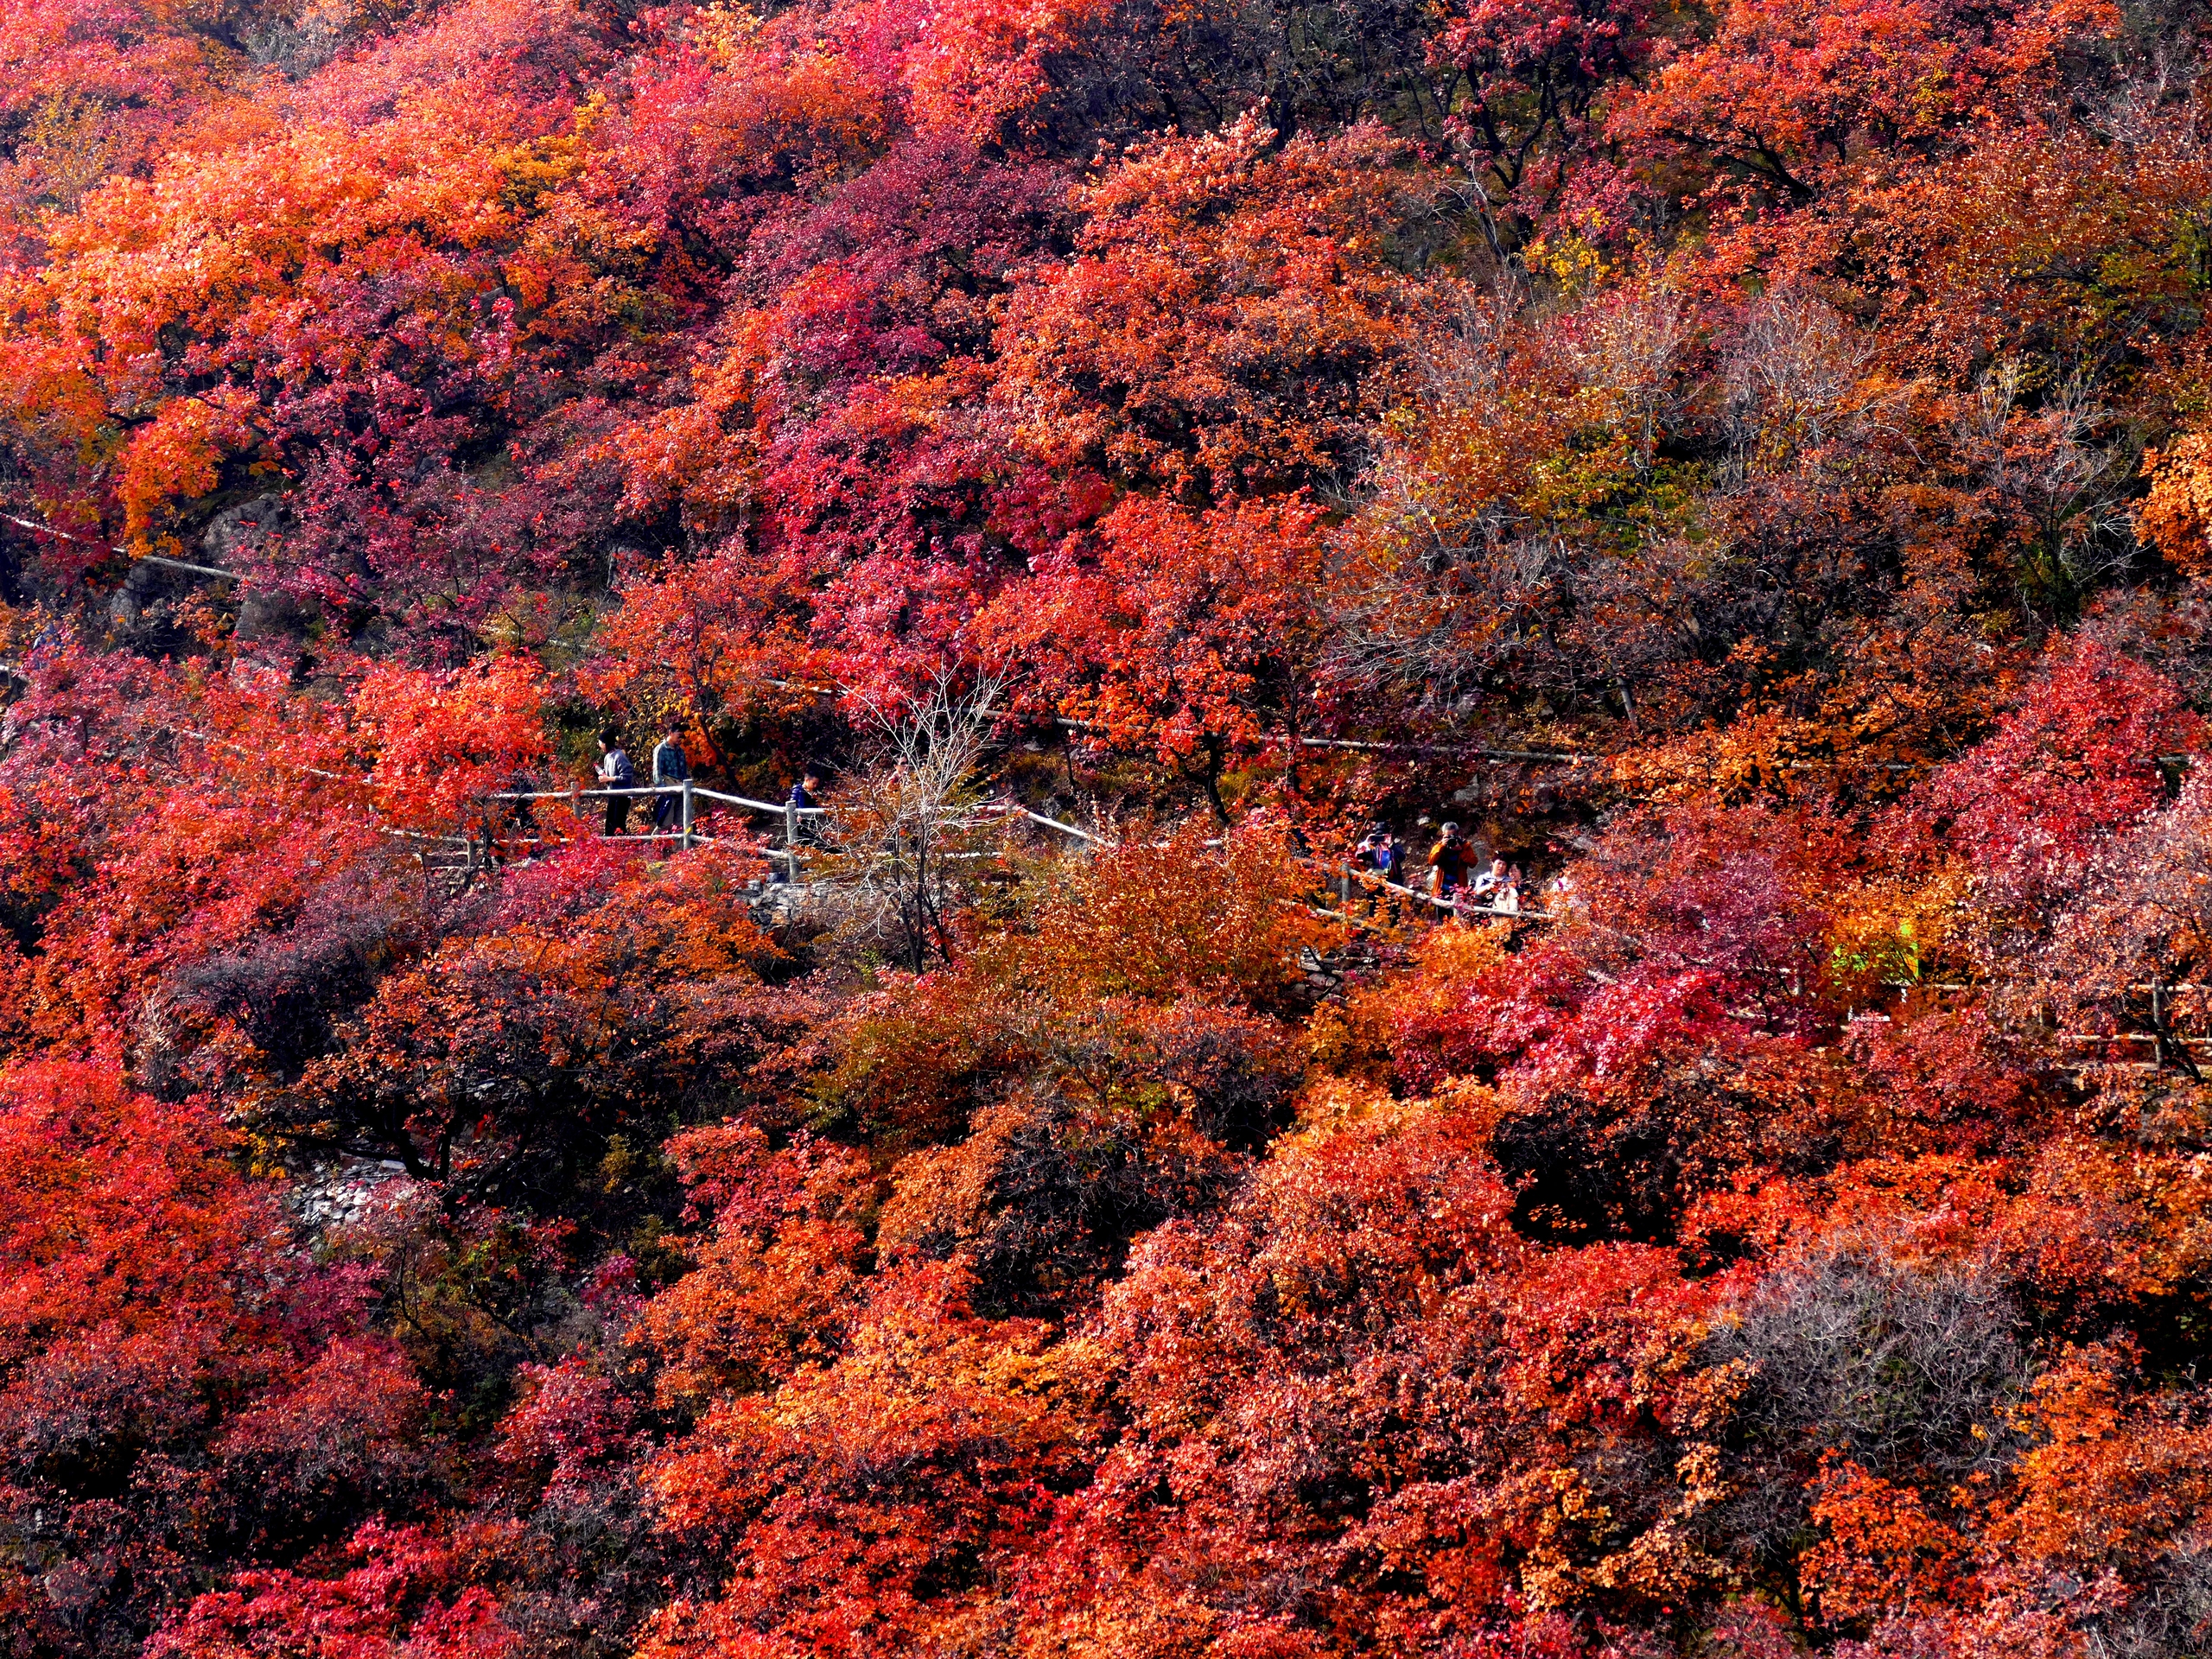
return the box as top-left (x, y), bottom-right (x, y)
top-left (4, 0), bottom-right (2212, 1652)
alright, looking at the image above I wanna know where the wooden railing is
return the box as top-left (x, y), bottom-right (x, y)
top-left (1318, 861), bottom-right (1559, 930)
top-left (480, 783), bottom-right (1554, 931)
top-left (484, 782), bottom-right (1106, 885)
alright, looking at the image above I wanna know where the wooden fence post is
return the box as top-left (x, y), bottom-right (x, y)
top-left (785, 799), bottom-right (800, 886)
top-left (680, 779), bottom-right (695, 850)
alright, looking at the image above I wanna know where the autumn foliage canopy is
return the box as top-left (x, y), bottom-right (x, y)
top-left (5, 0), bottom-right (2212, 1653)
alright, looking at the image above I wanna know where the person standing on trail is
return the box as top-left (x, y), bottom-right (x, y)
top-left (1358, 823), bottom-right (1401, 883)
top-left (1427, 822), bottom-right (1471, 903)
top-left (787, 768), bottom-right (823, 846)
top-left (1357, 823), bottom-right (1402, 921)
top-left (1497, 866), bottom-right (1522, 914)
top-left (597, 729), bottom-right (635, 836)
top-left (652, 726), bottom-right (690, 833)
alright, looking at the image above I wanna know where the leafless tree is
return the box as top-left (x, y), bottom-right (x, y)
top-left (1719, 287), bottom-right (1881, 483)
top-left (812, 672), bottom-right (1003, 973)
top-left (1571, 284), bottom-right (1691, 461)
top-left (1955, 359), bottom-right (2137, 612)
top-left (2098, 1537), bottom-right (2212, 1659)
top-left (2089, 27), bottom-right (2203, 152)
top-left (2023, 774), bottom-right (2212, 1084)
top-left (1322, 292), bottom-right (1573, 714)
top-left (1700, 1232), bottom-right (2029, 1571)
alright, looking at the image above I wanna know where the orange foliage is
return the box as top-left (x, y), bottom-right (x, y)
top-left (992, 114), bottom-right (1414, 500)
top-left (639, 1262), bottom-right (1087, 1659)
top-left (118, 385), bottom-right (268, 551)
top-left (2139, 431), bottom-right (2212, 579)
top-left (11, 0), bottom-right (2212, 1654)
top-left (986, 497), bottom-right (1326, 810)
top-left (354, 653), bottom-right (552, 828)
top-left (1994, 1345), bottom-right (2212, 1576)
top-left (635, 1124), bottom-right (871, 1408)
top-left (1803, 1463), bottom-right (1969, 1625)
top-left (899, 0), bottom-right (1116, 141)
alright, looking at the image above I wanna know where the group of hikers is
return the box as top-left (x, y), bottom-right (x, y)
top-left (583, 732), bottom-right (1552, 926)
top-left (1351, 820), bottom-right (1567, 921)
top-left (591, 728), bottom-right (819, 840)
top-left (592, 727), bottom-right (690, 836)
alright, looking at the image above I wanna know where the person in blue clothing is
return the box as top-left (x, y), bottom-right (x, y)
top-left (596, 728), bottom-right (635, 836)
top-left (785, 768), bottom-right (824, 845)
top-left (1355, 823), bottom-right (1402, 921)
top-left (1357, 823), bottom-right (1401, 881)
top-left (652, 726), bottom-right (690, 832)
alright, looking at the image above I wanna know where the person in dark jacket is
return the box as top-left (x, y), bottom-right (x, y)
top-left (652, 727), bottom-right (690, 832)
top-left (786, 769), bottom-right (824, 845)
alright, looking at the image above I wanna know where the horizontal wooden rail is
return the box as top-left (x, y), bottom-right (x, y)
top-left (490, 785), bottom-right (828, 815)
top-left (696, 785), bottom-right (821, 815)
top-left (1002, 804), bottom-right (1105, 844)
top-left (1327, 860), bottom-right (1558, 923)
top-left (2, 511), bottom-right (244, 582)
